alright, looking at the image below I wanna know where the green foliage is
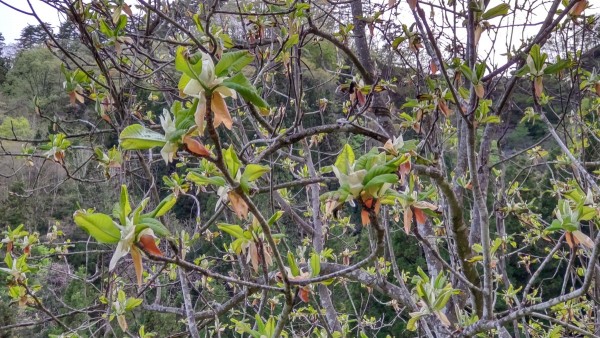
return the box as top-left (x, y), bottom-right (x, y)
top-left (0, 117), bottom-right (33, 139)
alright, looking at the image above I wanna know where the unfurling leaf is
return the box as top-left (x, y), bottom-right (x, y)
top-left (334, 144), bottom-right (355, 175)
top-left (149, 194), bottom-right (177, 218)
top-left (287, 252), bottom-right (300, 276)
top-left (356, 90), bottom-right (366, 106)
top-left (243, 164), bottom-right (270, 182)
top-left (222, 73), bottom-right (269, 109)
top-left (122, 4), bottom-right (133, 16)
top-left (310, 252), bottom-right (321, 277)
top-left (435, 311), bottom-right (451, 327)
top-left (398, 159), bottom-right (412, 184)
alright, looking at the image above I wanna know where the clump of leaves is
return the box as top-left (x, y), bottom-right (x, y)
top-left (321, 139), bottom-right (414, 226)
top-left (187, 145), bottom-right (269, 219)
top-left (218, 212), bottom-right (284, 273)
top-left (407, 267), bottom-right (460, 331)
top-left (547, 199), bottom-right (596, 249)
top-left (118, 50), bottom-right (268, 163)
top-left (73, 185), bottom-right (175, 286)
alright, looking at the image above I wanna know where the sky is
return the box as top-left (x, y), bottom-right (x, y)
top-left (0, 0), bottom-right (62, 43)
top-left (0, 0), bottom-right (597, 65)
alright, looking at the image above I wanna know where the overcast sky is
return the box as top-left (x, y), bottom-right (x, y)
top-left (0, 0), bottom-right (596, 66)
top-left (0, 0), bottom-right (62, 43)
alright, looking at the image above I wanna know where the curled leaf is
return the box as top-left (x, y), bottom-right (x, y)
top-left (361, 208), bottom-right (370, 226)
top-left (131, 246), bottom-right (143, 287)
top-left (404, 207), bottom-right (413, 234)
top-left (298, 286), bottom-right (310, 302)
top-left (572, 230), bottom-right (594, 249)
top-left (413, 207), bottom-right (427, 226)
top-left (228, 191), bottom-right (249, 219)
top-left (430, 59), bottom-right (438, 74)
top-left (211, 92), bottom-right (233, 129)
top-left (183, 136), bottom-right (211, 157)
top-left (570, 0), bottom-right (588, 16)
top-left (475, 83), bottom-right (485, 99)
top-left (407, 0), bottom-right (418, 10)
top-left (139, 234), bottom-right (163, 257)
top-left (534, 76), bottom-right (543, 98)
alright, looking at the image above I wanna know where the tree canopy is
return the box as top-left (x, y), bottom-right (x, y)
top-left (0, 0), bottom-right (599, 337)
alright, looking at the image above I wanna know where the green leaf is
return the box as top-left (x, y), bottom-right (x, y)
top-left (215, 51), bottom-right (254, 77)
top-left (149, 194), bottom-right (177, 218)
top-left (579, 205), bottom-right (597, 221)
top-left (283, 34), bottom-right (300, 50)
top-left (223, 145), bottom-right (242, 178)
top-left (218, 223), bottom-right (246, 240)
top-left (136, 217), bottom-right (170, 237)
top-left (514, 64), bottom-right (530, 77)
top-left (362, 163), bottom-right (397, 185)
top-left (310, 252), bottom-right (320, 277)
top-left (481, 3), bottom-right (510, 20)
top-left (475, 62), bottom-right (486, 80)
top-left (124, 297), bottom-right (143, 311)
top-left (407, 313), bottom-right (423, 331)
top-left (528, 44), bottom-right (547, 71)
top-left (132, 197), bottom-right (150, 224)
top-left (115, 14), bottom-right (127, 33)
top-left (242, 164), bottom-right (270, 182)
top-left (267, 211), bottom-right (284, 226)
top-left (186, 172), bottom-right (227, 187)
top-left (362, 174), bottom-right (398, 191)
top-left (175, 47), bottom-right (202, 80)
top-left (120, 124), bottom-right (166, 150)
top-left (334, 144), bottom-right (355, 175)
top-left (255, 314), bottom-right (266, 334)
top-left (222, 73), bottom-right (268, 108)
top-left (119, 185), bottom-right (132, 226)
top-left (178, 73), bottom-right (192, 92)
top-left (98, 19), bottom-right (114, 38)
top-left (287, 252), bottom-right (300, 277)
top-left (73, 211), bottom-right (120, 243)
top-left (544, 58), bottom-right (570, 75)
top-left (354, 149), bottom-right (379, 171)
top-left (547, 219), bottom-right (564, 232)
top-left (459, 64), bottom-right (475, 82)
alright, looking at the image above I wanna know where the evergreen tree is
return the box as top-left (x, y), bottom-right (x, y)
top-left (17, 23), bottom-right (50, 50)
